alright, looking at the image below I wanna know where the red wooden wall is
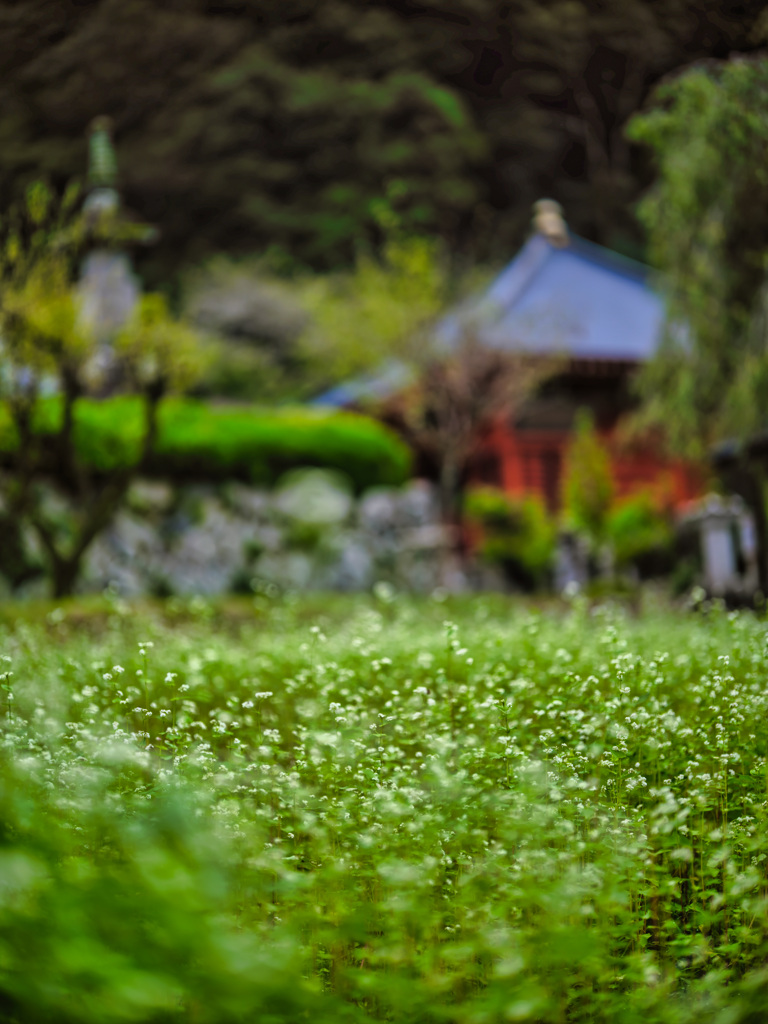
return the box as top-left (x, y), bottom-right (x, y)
top-left (471, 416), bottom-right (703, 514)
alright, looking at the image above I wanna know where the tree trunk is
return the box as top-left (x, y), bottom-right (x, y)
top-left (744, 464), bottom-right (768, 597)
top-left (48, 473), bottom-right (133, 597)
top-left (51, 556), bottom-right (82, 599)
top-left (438, 452), bottom-right (462, 526)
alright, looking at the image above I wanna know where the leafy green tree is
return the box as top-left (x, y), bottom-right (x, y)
top-left (627, 55), bottom-right (768, 590)
top-left (182, 236), bottom-right (456, 401)
top-left (628, 56), bottom-right (768, 456)
top-left (0, 183), bottom-right (203, 597)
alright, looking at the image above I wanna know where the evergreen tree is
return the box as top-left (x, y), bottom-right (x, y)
top-left (0, 0), bottom-right (762, 281)
top-left (563, 410), bottom-right (614, 545)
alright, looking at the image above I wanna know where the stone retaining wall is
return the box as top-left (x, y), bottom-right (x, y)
top-left (81, 471), bottom-right (482, 596)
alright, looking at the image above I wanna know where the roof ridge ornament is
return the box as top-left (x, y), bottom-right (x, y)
top-left (532, 198), bottom-right (569, 248)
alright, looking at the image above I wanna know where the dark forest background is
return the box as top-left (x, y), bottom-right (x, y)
top-left (1, 0), bottom-right (764, 284)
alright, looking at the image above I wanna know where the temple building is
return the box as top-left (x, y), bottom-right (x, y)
top-left (450, 201), bottom-right (700, 511)
top-left (319, 200), bottom-right (701, 513)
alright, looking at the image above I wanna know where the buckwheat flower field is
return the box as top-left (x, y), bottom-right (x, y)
top-left (1, 595), bottom-right (767, 1023)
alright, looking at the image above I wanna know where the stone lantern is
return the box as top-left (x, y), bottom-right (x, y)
top-left (678, 493), bottom-right (758, 598)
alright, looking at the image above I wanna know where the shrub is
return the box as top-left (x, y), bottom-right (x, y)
top-left (0, 397), bottom-right (412, 492)
top-left (607, 492), bottom-right (674, 573)
top-left (464, 486), bottom-right (556, 587)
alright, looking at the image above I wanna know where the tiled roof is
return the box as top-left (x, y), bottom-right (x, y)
top-left (314, 233), bottom-right (667, 406)
top-left (311, 359), bottom-right (415, 408)
top-left (437, 234), bottom-right (666, 362)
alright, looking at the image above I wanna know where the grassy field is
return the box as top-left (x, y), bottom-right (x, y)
top-left (1, 593), bottom-right (767, 1023)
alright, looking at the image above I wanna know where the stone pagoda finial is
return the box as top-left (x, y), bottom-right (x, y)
top-left (79, 116), bottom-right (140, 350)
top-left (88, 116), bottom-right (117, 189)
top-left (532, 198), bottom-right (569, 248)
top-left (84, 116), bottom-right (119, 220)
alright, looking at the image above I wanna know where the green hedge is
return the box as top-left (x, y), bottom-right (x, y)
top-left (0, 397), bottom-right (412, 491)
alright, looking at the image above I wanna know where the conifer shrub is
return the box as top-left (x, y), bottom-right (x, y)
top-left (562, 409), bottom-right (614, 545)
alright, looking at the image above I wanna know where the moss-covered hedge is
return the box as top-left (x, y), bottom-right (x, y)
top-left (0, 397), bottom-right (412, 491)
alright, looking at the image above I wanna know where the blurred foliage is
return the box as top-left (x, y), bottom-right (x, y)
top-left (2, 598), bottom-right (768, 1021)
top-left (464, 485), bottom-right (556, 586)
top-left (0, 1), bottom-right (763, 281)
top-left (184, 258), bottom-right (309, 401)
top-left (114, 294), bottom-right (207, 397)
top-left (298, 236), bottom-right (450, 388)
top-left (0, 257), bottom-right (92, 379)
top-left (628, 56), bottom-right (768, 456)
top-left (0, 182), bottom-right (205, 596)
top-left (184, 237), bottom-right (454, 401)
top-left (197, 337), bottom-right (297, 403)
top-left (151, 401), bottom-right (412, 490)
top-left (562, 409), bottom-right (615, 544)
top-left (186, 258), bottom-right (309, 347)
top-left (0, 751), bottom-right (335, 1024)
top-left (606, 492), bottom-right (673, 570)
top-left (183, 238), bottom-right (472, 402)
top-left (0, 397), bottom-right (412, 492)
